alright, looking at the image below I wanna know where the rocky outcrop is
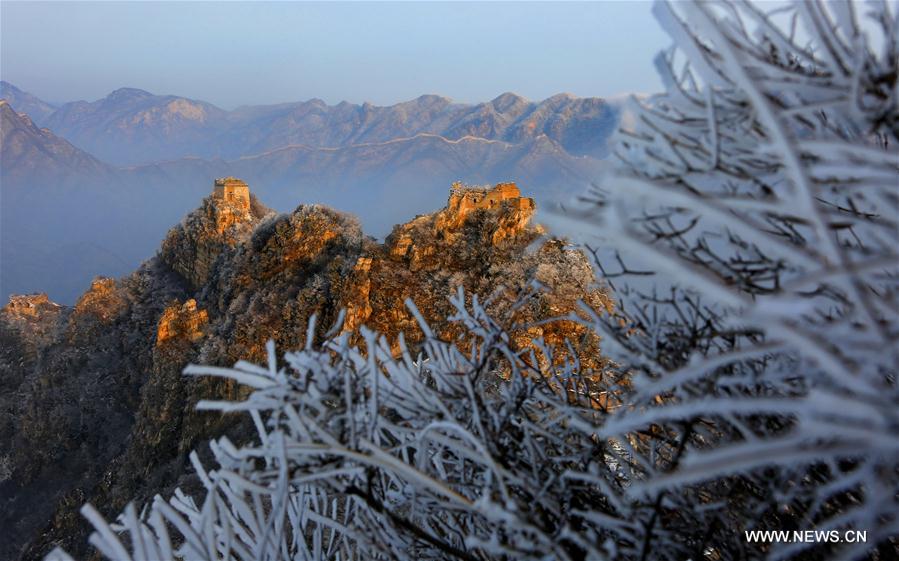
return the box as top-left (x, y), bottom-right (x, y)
top-left (346, 183), bottom-right (609, 364)
top-left (385, 182), bottom-right (539, 271)
top-left (343, 257), bottom-right (374, 333)
top-left (0, 178), bottom-right (612, 560)
top-left (73, 277), bottom-right (126, 323)
top-left (436, 182), bottom-right (537, 244)
top-left (156, 299), bottom-right (208, 344)
top-left (0, 293), bottom-right (65, 354)
top-left (0, 262), bottom-right (184, 561)
top-left (0, 295), bottom-right (67, 476)
top-left (159, 179), bottom-right (271, 289)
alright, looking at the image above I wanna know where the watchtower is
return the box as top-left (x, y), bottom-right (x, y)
top-left (483, 182), bottom-right (521, 207)
top-left (213, 177), bottom-right (250, 206)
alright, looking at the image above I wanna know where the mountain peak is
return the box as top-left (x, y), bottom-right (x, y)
top-left (159, 177), bottom-right (269, 289)
top-left (385, 182), bottom-right (538, 271)
top-left (105, 87), bottom-right (154, 102)
top-left (491, 92), bottom-right (527, 112)
top-left (413, 94), bottom-right (451, 105)
top-left (0, 98), bottom-right (112, 182)
top-left (3, 292), bottom-right (60, 318)
top-left (543, 92), bottom-right (577, 105)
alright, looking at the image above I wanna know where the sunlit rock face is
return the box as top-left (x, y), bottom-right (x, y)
top-left (342, 256), bottom-right (374, 333)
top-left (346, 181), bottom-right (609, 367)
top-left (2, 293), bottom-right (61, 322)
top-left (156, 299), bottom-right (208, 344)
top-left (73, 277), bottom-right (126, 323)
top-left (0, 293), bottom-right (66, 365)
top-left (0, 177), bottom-right (613, 560)
top-left (159, 177), bottom-right (271, 289)
top-left (388, 182), bottom-right (538, 270)
top-left (437, 182), bottom-right (537, 245)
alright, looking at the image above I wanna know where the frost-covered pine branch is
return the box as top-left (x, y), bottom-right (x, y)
top-left (49, 290), bottom-right (632, 561)
top-left (549, 0), bottom-right (898, 558)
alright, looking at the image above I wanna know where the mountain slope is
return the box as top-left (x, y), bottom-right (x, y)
top-left (0, 82), bottom-right (57, 125)
top-left (0, 180), bottom-right (610, 560)
top-left (0, 100), bottom-right (114, 184)
top-left (0, 101), bottom-right (207, 304)
top-left (44, 88), bottom-right (230, 165)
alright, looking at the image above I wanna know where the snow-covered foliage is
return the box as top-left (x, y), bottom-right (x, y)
top-left (49, 1), bottom-right (897, 560)
top-left (48, 291), bottom-right (629, 561)
top-left (551, 0), bottom-right (899, 557)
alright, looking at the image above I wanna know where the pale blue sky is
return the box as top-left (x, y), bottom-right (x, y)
top-left (1, 1), bottom-right (667, 108)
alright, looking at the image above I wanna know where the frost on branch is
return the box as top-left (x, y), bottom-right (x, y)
top-left (547, 0), bottom-right (898, 558)
top-left (50, 290), bottom-right (632, 561)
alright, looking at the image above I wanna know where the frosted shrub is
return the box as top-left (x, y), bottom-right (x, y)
top-left (50, 291), bottom-right (628, 561)
top-left (550, 0), bottom-right (898, 558)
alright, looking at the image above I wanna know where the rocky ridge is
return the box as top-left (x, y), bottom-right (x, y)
top-left (0, 179), bottom-right (611, 560)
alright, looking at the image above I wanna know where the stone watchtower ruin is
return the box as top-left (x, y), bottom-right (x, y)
top-left (447, 181), bottom-right (531, 214)
top-left (212, 177), bottom-right (250, 207)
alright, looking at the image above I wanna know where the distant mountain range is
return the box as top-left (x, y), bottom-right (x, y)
top-left (36, 85), bottom-right (617, 165)
top-left (1, 81), bottom-right (621, 303)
